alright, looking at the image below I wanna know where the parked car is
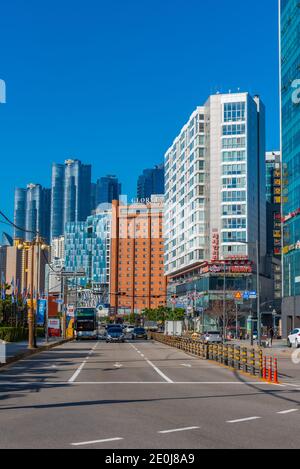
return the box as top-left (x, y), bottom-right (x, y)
top-left (132, 327), bottom-right (148, 340)
top-left (288, 328), bottom-right (300, 348)
top-left (106, 327), bottom-right (126, 343)
top-left (202, 331), bottom-right (222, 344)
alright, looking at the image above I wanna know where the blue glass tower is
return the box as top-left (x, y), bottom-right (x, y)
top-left (14, 188), bottom-right (27, 239)
top-left (64, 210), bottom-right (111, 288)
top-left (281, 0), bottom-right (300, 334)
top-left (137, 164), bottom-right (164, 201)
top-left (14, 184), bottom-right (51, 243)
top-left (50, 159), bottom-right (92, 240)
top-left (92, 175), bottom-right (121, 209)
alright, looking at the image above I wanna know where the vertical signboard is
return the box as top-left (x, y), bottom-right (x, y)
top-left (37, 299), bottom-right (47, 326)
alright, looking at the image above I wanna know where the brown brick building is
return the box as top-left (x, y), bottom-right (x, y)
top-left (110, 198), bottom-right (167, 315)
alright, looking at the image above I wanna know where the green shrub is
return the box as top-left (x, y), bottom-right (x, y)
top-left (0, 327), bottom-right (45, 342)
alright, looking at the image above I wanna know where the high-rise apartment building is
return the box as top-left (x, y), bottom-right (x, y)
top-left (137, 164), bottom-right (164, 201)
top-left (164, 93), bottom-right (271, 331)
top-left (280, 0), bottom-right (300, 334)
top-left (14, 184), bottom-right (51, 243)
top-left (51, 236), bottom-right (65, 263)
top-left (110, 198), bottom-right (166, 315)
top-left (50, 159), bottom-right (92, 240)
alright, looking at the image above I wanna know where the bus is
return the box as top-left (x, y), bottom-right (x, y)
top-left (74, 307), bottom-right (97, 340)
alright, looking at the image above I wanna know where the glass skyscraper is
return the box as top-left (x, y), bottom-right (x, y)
top-left (50, 159), bottom-right (92, 240)
top-left (14, 184), bottom-right (51, 243)
top-left (14, 188), bottom-right (27, 239)
top-left (137, 164), bottom-right (164, 201)
top-left (281, 0), bottom-right (300, 335)
top-left (64, 210), bottom-right (111, 289)
top-left (92, 175), bottom-right (121, 209)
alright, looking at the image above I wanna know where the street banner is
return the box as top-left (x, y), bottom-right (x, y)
top-left (48, 319), bottom-right (61, 338)
top-left (37, 299), bottom-right (47, 326)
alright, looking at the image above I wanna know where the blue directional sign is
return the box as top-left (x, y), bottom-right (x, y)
top-left (243, 291), bottom-right (250, 300)
top-left (249, 291), bottom-right (257, 299)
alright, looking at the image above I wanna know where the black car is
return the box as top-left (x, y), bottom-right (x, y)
top-left (106, 327), bottom-right (125, 343)
top-left (132, 327), bottom-right (148, 340)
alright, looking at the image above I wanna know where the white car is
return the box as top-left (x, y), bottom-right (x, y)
top-left (125, 325), bottom-right (135, 334)
top-left (288, 328), bottom-right (300, 348)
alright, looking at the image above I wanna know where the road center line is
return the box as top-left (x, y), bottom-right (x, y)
top-left (158, 426), bottom-right (200, 434)
top-left (129, 343), bottom-right (173, 383)
top-left (227, 417), bottom-right (262, 424)
top-left (71, 437), bottom-right (123, 447)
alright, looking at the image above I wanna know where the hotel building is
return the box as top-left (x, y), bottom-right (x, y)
top-left (110, 197), bottom-right (166, 315)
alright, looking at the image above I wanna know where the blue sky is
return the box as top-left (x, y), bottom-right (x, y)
top-left (0, 0), bottom-right (279, 233)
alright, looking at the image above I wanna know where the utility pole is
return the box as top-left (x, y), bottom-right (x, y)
top-left (29, 242), bottom-right (36, 349)
top-left (62, 274), bottom-right (68, 339)
top-left (256, 239), bottom-right (262, 347)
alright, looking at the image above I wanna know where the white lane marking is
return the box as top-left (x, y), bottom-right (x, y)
top-left (68, 342), bottom-right (99, 383)
top-left (69, 361), bottom-right (87, 383)
top-left (158, 426), bottom-right (200, 434)
top-left (227, 417), bottom-right (261, 424)
top-left (114, 363), bottom-right (123, 368)
top-left (181, 364), bottom-right (192, 368)
top-left (282, 383), bottom-right (300, 388)
top-left (277, 409), bottom-right (299, 415)
top-left (130, 343), bottom-right (173, 383)
top-left (71, 437), bottom-right (123, 447)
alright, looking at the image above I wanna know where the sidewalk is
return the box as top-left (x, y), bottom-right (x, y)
top-left (230, 339), bottom-right (294, 357)
top-left (0, 337), bottom-right (71, 367)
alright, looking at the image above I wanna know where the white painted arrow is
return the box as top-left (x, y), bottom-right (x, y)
top-left (114, 363), bottom-right (123, 368)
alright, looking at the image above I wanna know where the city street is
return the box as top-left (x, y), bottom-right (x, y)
top-left (0, 339), bottom-right (300, 449)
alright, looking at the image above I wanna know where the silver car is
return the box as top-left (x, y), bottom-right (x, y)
top-left (203, 331), bottom-right (222, 344)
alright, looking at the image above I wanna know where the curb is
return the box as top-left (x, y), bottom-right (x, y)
top-left (0, 338), bottom-right (73, 371)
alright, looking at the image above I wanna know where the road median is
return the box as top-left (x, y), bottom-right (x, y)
top-left (150, 333), bottom-right (280, 384)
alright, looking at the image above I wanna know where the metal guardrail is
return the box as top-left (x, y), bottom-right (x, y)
top-left (150, 333), bottom-right (279, 382)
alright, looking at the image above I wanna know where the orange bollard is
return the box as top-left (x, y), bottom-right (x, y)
top-left (273, 356), bottom-right (279, 384)
top-left (268, 356), bottom-right (273, 383)
top-left (263, 356), bottom-right (267, 380)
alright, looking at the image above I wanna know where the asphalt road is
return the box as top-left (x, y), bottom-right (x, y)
top-left (0, 339), bottom-right (300, 449)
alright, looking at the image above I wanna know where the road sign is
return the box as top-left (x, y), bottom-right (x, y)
top-left (55, 299), bottom-right (64, 305)
top-left (243, 291), bottom-right (250, 300)
top-left (67, 305), bottom-right (75, 317)
top-left (234, 292), bottom-right (243, 301)
top-left (249, 291), bottom-right (257, 299)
